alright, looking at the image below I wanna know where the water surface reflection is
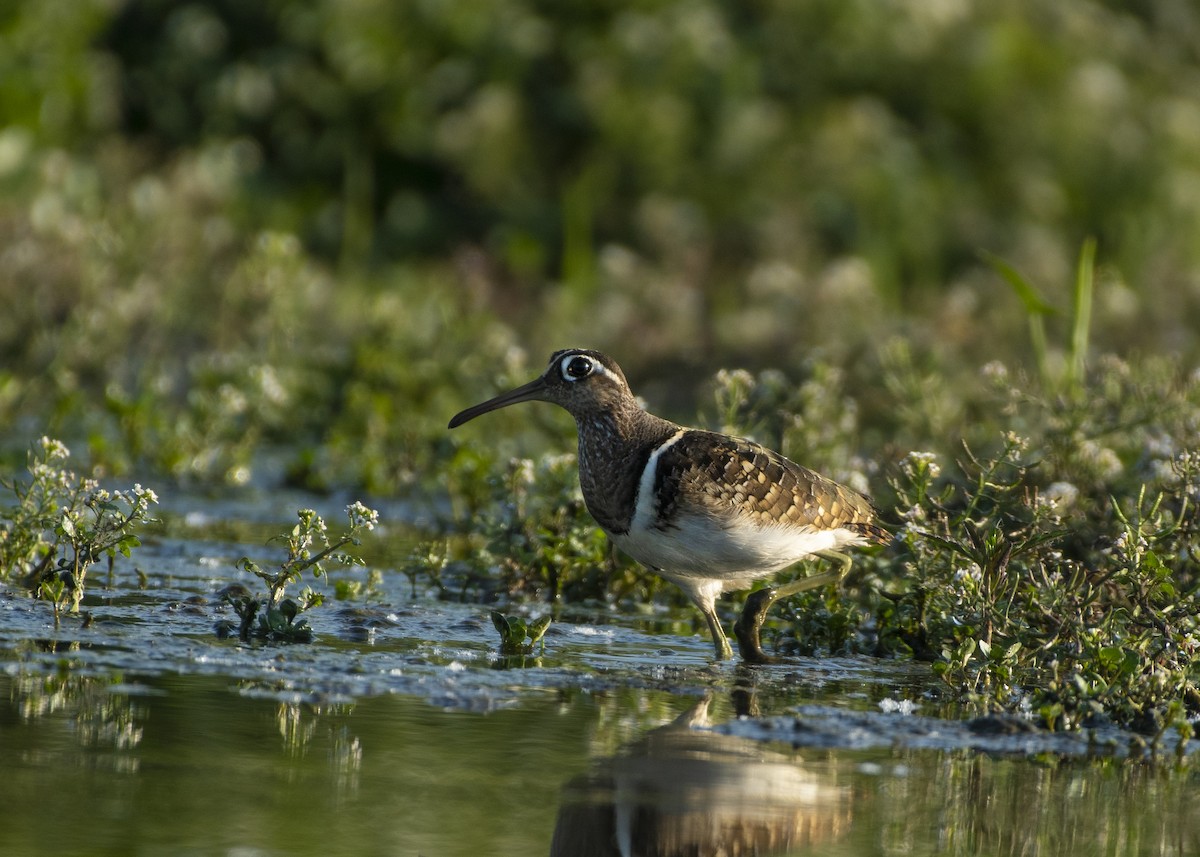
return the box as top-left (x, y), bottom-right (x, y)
top-left (551, 696), bottom-right (850, 857)
top-left (2, 659), bottom-right (1198, 856)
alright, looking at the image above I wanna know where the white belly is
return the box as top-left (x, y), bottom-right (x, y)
top-left (611, 512), bottom-right (863, 595)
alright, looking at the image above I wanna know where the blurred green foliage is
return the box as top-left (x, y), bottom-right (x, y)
top-left (3, 0), bottom-right (1200, 393)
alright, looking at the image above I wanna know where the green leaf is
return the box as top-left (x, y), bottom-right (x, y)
top-left (1040, 703), bottom-right (1064, 730)
top-left (958, 638), bottom-right (977, 668)
top-left (1098, 646), bottom-right (1124, 671)
top-left (982, 249), bottom-right (1056, 316)
top-left (528, 615), bottom-right (551, 643)
top-left (39, 578), bottom-right (65, 602)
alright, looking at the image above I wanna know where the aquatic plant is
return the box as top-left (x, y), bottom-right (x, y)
top-left (225, 502), bottom-right (379, 642)
top-left (0, 437), bottom-right (158, 618)
top-left (397, 540), bottom-right (448, 600)
top-left (701, 349), bottom-right (1200, 740)
top-left (490, 610), bottom-right (551, 656)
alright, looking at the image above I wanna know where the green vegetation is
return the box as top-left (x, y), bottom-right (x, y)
top-left (4, 0), bottom-right (1200, 492)
top-left (490, 610), bottom-right (552, 657)
top-left (455, 453), bottom-right (651, 605)
top-left (225, 503), bottom-right (379, 642)
top-left (1, 0), bottom-right (1199, 735)
top-left (888, 432), bottom-right (1198, 740)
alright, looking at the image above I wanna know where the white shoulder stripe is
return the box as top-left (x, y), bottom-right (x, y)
top-left (630, 429), bottom-right (687, 533)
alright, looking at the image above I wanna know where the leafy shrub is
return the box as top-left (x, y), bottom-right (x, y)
top-left (0, 437), bottom-right (158, 617)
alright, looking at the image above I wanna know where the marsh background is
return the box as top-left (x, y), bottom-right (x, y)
top-left (4, 0), bottom-right (1200, 484)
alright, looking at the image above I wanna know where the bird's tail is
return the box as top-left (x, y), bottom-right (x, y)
top-left (852, 520), bottom-right (893, 546)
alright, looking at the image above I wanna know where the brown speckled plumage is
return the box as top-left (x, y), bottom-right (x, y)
top-left (653, 431), bottom-right (888, 543)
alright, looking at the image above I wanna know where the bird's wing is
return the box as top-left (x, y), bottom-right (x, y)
top-left (653, 431), bottom-right (889, 542)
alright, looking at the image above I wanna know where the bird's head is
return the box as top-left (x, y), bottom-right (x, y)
top-left (448, 349), bottom-right (635, 428)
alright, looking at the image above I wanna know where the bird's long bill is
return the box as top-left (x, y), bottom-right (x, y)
top-left (447, 376), bottom-right (549, 428)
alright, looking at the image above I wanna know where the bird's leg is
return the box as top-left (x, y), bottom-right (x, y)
top-left (733, 551), bottom-right (853, 664)
top-left (702, 605), bottom-right (734, 661)
top-left (733, 588), bottom-right (776, 664)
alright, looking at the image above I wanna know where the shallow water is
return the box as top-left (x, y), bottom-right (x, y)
top-left (2, 492), bottom-right (1198, 856)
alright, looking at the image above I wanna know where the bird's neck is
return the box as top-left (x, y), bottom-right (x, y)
top-left (573, 403), bottom-right (678, 535)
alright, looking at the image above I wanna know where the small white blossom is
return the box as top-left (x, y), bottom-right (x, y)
top-left (1002, 431), bottom-right (1029, 454)
top-left (39, 437), bottom-right (70, 460)
top-left (715, 368), bottom-right (756, 391)
top-left (510, 458), bottom-right (535, 485)
top-left (1079, 440), bottom-right (1124, 479)
top-left (1039, 481), bottom-right (1078, 510)
top-left (981, 361), bottom-right (1008, 382)
top-left (954, 563), bottom-right (982, 584)
top-left (254, 364), bottom-right (288, 406)
top-left (879, 698), bottom-right (919, 715)
top-left (900, 451), bottom-right (941, 480)
top-left (347, 501), bottom-right (379, 531)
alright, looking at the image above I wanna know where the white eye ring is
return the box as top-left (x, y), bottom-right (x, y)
top-left (560, 354), bottom-right (601, 381)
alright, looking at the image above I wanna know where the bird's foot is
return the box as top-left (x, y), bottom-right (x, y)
top-left (733, 587), bottom-right (777, 664)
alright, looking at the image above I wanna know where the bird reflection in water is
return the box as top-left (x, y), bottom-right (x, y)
top-left (550, 695), bottom-right (850, 857)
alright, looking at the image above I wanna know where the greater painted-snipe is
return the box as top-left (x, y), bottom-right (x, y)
top-left (449, 349), bottom-right (888, 662)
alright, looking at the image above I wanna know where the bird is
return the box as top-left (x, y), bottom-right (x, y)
top-left (448, 348), bottom-right (889, 662)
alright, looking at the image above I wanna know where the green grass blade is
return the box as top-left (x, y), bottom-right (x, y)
top-left (980, 250), bottom-right (1056, 317)
top-left (981, 249), bottom-right (1056, 385)
top-left (1069, 238), bottom-right (1097, 390)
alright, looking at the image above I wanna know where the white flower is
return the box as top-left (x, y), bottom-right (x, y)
top-left (133, 484), bottom-right (159, 505)
top-left (347, 501), bottom-right (379, 531)
top-left (1039, 482), bottom-right (1078, 510)
top-left (1079, 440), bottom-right (1123, 479)
top-left (1002, 431), bottom-right (1029, 453)
top-left (953, 564), bottom-right (982, 585)
top-left (39, 437), bottom-right (70, 460)
top-left (981, 361), bottom-right (1008, 382)
top-left (510, 458), bottom-right (535, 485)
top-left (900, 451), bottom-right (941, 480)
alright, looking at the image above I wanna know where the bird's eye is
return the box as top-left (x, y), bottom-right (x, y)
top-left (563, 355), bottom-right (593, 380)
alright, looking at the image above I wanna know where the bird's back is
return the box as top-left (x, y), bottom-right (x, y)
top-left (610, 430), bottom-right (886, 588)
top-left (664, 431), bottom-right (885, 538)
